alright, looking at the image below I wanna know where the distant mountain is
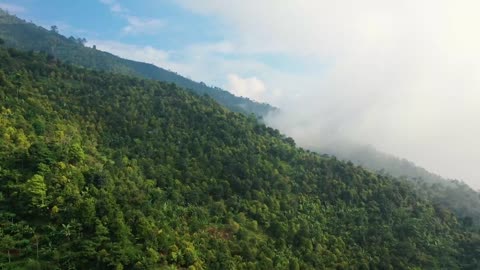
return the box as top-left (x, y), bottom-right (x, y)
top-left (318, 143), bottom-right (480, 227)
top-left (321, 144), bottom-right (449, 184)
top-left (0, 9), bottom-right (274, 117)
top-left (6, 6), bottom-right (477, 231)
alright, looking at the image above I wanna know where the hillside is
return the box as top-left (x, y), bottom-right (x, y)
top-left (5, 9), bottom-right (475, 204)
top-left (0, 9), bottom-right (274, 117)
top-left (316, 143), bottom-right (480, 228)
top-left (321, 144), bottom-right (448, 184)
top-left (1, 46), bottom-right (479, 269)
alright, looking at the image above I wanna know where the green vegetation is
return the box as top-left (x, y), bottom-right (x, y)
top-left (1, 45), bottom-right (479, 269)
top-left (319, 144), bottom-right (480, 228)
top-left (0, 9), bottom-right (274, 118)
top-left (13, 4), bottom-right (478, 224)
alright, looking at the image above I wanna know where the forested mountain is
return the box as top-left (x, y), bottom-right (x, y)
top-left (0, 9), bottom-right (274, 117)
top-left (1, 45), bottom-right (480, 269)
top-left (5, 8), bottom-right (476, 211)
top-left (316, 144), bottom-right (480, 228)
top-left (321, 144), bottom-right (448, 185)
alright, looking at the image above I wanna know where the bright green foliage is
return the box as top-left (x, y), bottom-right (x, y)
top-left (24, 174), bottom-right (47, 208)
top-left (7, 5), bottom-right (477, 233)
top-left (0, 47), bottom-right (479, 269)
top-left (0, 9), bottom-right (274, 118)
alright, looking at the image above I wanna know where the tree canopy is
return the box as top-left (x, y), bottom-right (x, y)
top-left (0, 45), bottom-right (479, 269)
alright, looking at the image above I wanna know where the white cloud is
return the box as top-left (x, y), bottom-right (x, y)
top-left (123, 16), bottom-right (165, 35)
top-left (0, 2), bottom-right (26, 14)
top-left (86, 40), bottom-right (175, 69)
top-left (99, 0), bottom-right (127, 13)
top-left (227, 74), bottom-right (267, 102)
top-left (99, 1), bottom-right (164, 35)
top-left (86, 37), bottom-right (288, 107)
top-left (175, 0), bottom-right (480, 189)
top-left (88, 39), bottom-right (258, 82)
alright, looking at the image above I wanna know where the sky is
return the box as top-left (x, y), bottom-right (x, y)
top-left (3, 0), bottom-right (480, 189)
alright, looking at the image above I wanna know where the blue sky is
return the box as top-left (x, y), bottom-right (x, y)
top-left (6, 0), bottom-right (219, 49)
top-left (3, 0), bottom-right (480, 189)
top-left (0, 0), bottom-right (312, 100)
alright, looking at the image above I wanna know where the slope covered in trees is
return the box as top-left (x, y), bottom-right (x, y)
top-left (317, 144), bottom-right (480, 228)
top-left (7, 7), bottom-right (478, 220)
top-left (321, 144), bottom-right (448, 184)
top-left (0, 46), bottom-right (479, 269)
top-left (0, 9), bottom-right (274, 118)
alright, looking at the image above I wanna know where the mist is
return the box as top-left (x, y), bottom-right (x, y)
top-left (178, 0), bottom-right (480, 189)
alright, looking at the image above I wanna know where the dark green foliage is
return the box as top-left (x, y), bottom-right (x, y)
top-left (0, 46), bottom-right (479, 269)
top-left (0, 9), bottom-right (274, 118)
top-left (320, 144), bottom-right (480, 228)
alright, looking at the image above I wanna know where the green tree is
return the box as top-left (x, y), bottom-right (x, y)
top-left (24, 174), bottom-right (47, 208)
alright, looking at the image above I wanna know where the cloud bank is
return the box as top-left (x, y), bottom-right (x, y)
top-left (123, 16), bottom-right (165, 35)
top-left (87, 40), bottom-right (174, 69)
top-left (227, 74), bottom-right (267, 102)
top-left (175, 0), bottom-right (480, 189)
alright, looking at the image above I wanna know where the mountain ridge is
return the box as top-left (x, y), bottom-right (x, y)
top-left (314, 143), bottom-right (480, 227)
top-left (4, 8), bottom-right (480, 229)
top-left (0, 42), bottom-right (478, 269)
top-left (0, 9), bottom-right (274, 118)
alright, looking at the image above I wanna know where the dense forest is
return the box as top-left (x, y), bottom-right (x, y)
top-left (1, 43), bottom-right (479, 269)
top-left (316, 144), bottom-right (480, 228)
top-left (0, 9), bottom-right (274, 118)
top-left (4, 8), bottom-right (480, 233)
